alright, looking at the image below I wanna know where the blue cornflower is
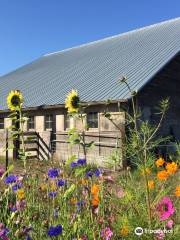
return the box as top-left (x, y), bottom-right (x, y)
top-left (86, 171), bottom-right (93, 178)
top-left (12, 182), bottom-right (22, 191)
top-left (26, 236), bottom-right (32, 240)
top-left (49, 191), bottom-right (57, 198)
top-left (77, 159), bottom-right (86, 166)
top-left (48, 224), bottom-right (62, 237)
top-left (10, 207), bottom-right (17, 212)
top-left (57, 179), bottom-right (66, 187)
top-left (70, 162), bottom-right (78, 168)
top-left (48, 168), bottom-right (59, 178)
top-left (95, 168), bottom-right (101, 177)
top-left (5, 175), bottom-right (17, 184)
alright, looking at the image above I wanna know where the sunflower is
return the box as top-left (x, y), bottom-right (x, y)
top-left (65, 89), bottom-right (80, 113)
top-left (7, 90), bottom-right (23, 111)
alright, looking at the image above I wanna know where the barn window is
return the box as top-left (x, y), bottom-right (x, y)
top-left (87, 112), bottom-right (98, 128)
top-left (0, 118), bottom-right (4, 129)
top-left (45, 115), bottom-right (53, 130)
top-left (28, 116), bottom-right (35, 130)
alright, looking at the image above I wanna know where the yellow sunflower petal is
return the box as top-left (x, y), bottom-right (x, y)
top-left (7, 90), bottom-right (23, 111)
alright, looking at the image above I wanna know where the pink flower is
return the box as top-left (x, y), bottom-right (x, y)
top-left (101, 227), bottom-right (113, 240)
top-left (155, 229), bottom-right (165, 240)
top-left (16, 200), bottom-right (26, 211)
top-left (115, 187), bottom-right (125, 198)
top-left (157, 196), bottom-right (175, 221)
top-left (166, 219), bottom-right (174, 229)
top-left (103, 176), bottom-right (114, 183)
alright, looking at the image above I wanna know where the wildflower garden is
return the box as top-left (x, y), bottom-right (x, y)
top-left (0, 80), bottom-right (179, 239)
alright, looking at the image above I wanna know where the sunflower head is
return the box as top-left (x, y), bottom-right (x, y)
top-left (65, 89), bottom-right (80, 113)
top-left (7, 90), bottom-right (23, 111)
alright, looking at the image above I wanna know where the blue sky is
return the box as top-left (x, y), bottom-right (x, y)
top-left (0, 0), bottom-right (179, 76)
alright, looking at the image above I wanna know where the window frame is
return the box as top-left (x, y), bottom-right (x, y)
top-left (27, 116), bottom-right (35, 130)
top-left (86, 112), bottom-right (99, 129)
top-left (0, 118), bottom-right (4, 130)
top-left (44, 114), bottom-right (53, 131)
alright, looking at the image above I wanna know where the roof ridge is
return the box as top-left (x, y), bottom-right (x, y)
top-left (44, 17), bottom-right (180, 57)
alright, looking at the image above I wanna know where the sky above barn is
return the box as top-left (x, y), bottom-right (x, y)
top-left (0, 0), bottom-right (180, 76)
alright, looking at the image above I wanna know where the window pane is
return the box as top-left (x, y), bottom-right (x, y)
top-left (45, 115), bottom-right (53, 130)
top-left (28, 116), bottom-right (35, 129)
top-left (87, 112), bottom-right (98, 128)
top-left (0, 118), bottom-right (4, 129)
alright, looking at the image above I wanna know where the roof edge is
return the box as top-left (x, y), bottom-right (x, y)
top-left (44, 17), bottom-right (180, 57)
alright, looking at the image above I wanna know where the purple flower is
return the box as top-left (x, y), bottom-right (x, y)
top-left (70, 162), bottom-right (78, 168)
top-left (0, 167), bottom-right (5, 177)
top-left (48, 224), bottom-right (62, 237)
top-left (48, 168), bottom-right (59, 178)
top-left (10, 207), bottom-right (17, 212)
top-left (77, 159), bottom-right (86, 166)
top-left (57, 179), bottom-right (65, 187)
top-left (77, 200), bottom-right (85, 211)
top-left (86, 171), bottom-right (93, 178)
top-left (157, 196), bottom-right (175, 221)
top-left (0, 223), bottom-right (9, 240)
top-left (49, 191), bottom-right (57, 198)
top-left (101, 227), bottom-right (113, 240)
top-left (12, 182), bottom-right (22, 191)
top-left (4, 175), bottom-right (17, 184)
top-left (95, 168), bottom-right (101, 177)
top-left (26, 236), bottom-right (32, 240)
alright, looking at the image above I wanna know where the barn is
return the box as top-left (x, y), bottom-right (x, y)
top-left (0, 17), bottom-right (180, 164)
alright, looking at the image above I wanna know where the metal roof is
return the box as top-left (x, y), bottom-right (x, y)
top-left (0, 17), bottom-right (180, 110)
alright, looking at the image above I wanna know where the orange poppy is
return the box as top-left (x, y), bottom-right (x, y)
top-left (155, 157), bottom-right (165, 167)
top-left (166, 162), bottom-right (177, 174)
top-left (175, 186), bottom-right (180, 197)
top-left (91, 184), bottom-right (100, 195)
top-left (148, 180), bottom-right (155, 190)
top-left (92, 195), bottom-right (99, 207)
top-left (157, 170), bottom-right (169, 181)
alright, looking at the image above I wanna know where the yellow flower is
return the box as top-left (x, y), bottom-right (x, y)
top-left (79, 178), bottom-right (88, 186)
top-left (50, 182), bottom-right (57, 192)
top-left (7, 90), bottom-right (23, 111)
top-left (141, 167), bottom-right (151, 176)
top-left (155, 157), bottom-right (165, 167)
top-left (166, 162), bottom-right (177, 175)
top-left (175, 186), bottom-right (180, 197)
top-left (17, 189), bottom-right (25, 200)
top-left (157, 170), bottom-right (169, 181)
top-left (148, 180), bottom-right (155, 190)
top-left (70, 197), bottom-right (77, 205)
top-left (65, 89), bottom-right (80, 113)
top-left (120, 225), bottom-right (129, 237)
top-left (39, 184), bottom-right (47, 191)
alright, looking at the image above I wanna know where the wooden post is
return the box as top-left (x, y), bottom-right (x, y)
top-left (5, 129), bottom-right (9, 176)
top-left (37, 132), bottom-right (40, 160)
top-left (13, 111), bottom-right (20, 160)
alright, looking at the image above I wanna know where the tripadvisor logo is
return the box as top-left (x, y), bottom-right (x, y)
top-left (135, 227), bottom-right (144, 236)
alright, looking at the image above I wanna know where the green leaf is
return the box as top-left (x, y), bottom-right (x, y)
top-left (63, 184), bottom-right (76, 198)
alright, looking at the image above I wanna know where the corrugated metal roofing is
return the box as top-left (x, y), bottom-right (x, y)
top-left (0, 17), bottom-right (180, 110)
